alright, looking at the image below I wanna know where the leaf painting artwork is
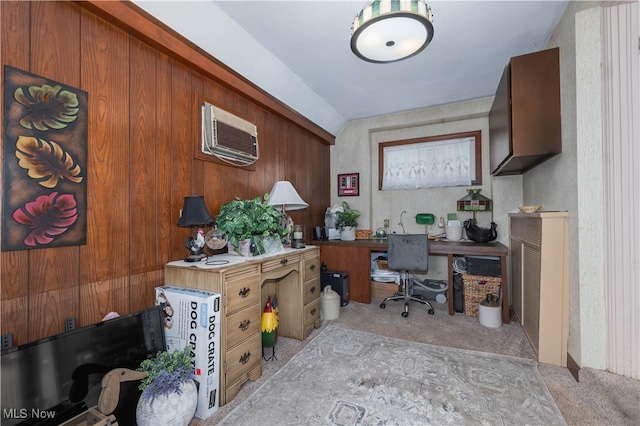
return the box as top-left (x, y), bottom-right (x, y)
top-left (15, 136), bottom-right (83, 188)
top-left (12, 192), bottom-right (78, 247)
top-left (14, 84), bottom-right (79, 131)
top-left (3, 66), bottom-right (88, 251)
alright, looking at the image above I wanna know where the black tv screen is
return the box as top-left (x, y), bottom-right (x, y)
top-left (1, 306), bottom-right (166, 426)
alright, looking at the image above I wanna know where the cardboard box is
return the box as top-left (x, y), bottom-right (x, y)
top-left (155, 286), bottom-right (221, 419)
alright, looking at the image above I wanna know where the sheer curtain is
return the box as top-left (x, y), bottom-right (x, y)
top-left (382, 137), bottom-right (474, 190)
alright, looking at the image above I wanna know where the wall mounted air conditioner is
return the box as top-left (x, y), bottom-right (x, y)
top-left (202, 102), bottom-right (259, 165)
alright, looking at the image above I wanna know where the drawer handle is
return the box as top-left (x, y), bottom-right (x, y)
top-left (239, 287), bottom-right (251, 298)
top-left (310, 285), bottom-right (316, 294)
top-left (310, 308), bottom-right (317, 316)
top-left (309, 263), bottom-right (316, 271)
top-left (280, 258), bottom-right (288, 265)
top-left (238, 319), bottom-right (250, 331)
top-left (239, 351), bottom-right (251, 364)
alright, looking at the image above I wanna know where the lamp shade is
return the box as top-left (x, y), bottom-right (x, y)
top-left (267, 181), bottom-right (308, 211)
top-left (177, 196), bottom-right (214, 227)
top-left (456, 189), bottom-right (493, 212)
top-left (351, 0), bottom-right (434, 63)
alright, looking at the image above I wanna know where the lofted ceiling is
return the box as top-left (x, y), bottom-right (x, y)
top-left (133, 0), bottom-right (569, 135)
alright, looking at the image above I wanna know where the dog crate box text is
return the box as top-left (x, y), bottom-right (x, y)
top-left (156, 285), bottom-right (221, 419)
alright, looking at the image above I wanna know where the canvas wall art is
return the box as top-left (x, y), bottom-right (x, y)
top-left (2, 65), bottom-right (88, 251)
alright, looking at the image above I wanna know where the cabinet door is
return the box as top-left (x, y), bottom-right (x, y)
top-left (521, 243), bottom-right (542, 354)
top-left (489, 64), bottom-right (511, 173)
top-left (510, 240), bottom-right (523, 321)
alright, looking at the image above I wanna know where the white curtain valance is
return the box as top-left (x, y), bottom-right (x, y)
top-left (382, 137), bottom-right (474, 190)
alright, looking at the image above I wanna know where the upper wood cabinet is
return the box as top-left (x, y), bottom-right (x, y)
top-left (489, 47), bottom-right (562, 176)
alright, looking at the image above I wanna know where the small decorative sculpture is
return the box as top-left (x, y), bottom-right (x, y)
top-left (261, 296), bottom-right (278, 361)
top-left (463, 219), bottom-right (498, 243)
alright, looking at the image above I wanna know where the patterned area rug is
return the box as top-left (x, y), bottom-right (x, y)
top-left (218, 325), bottom-right (566, 425)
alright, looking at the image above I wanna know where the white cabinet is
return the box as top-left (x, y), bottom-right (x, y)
top-left (509, 212), bottom-right (569, 366)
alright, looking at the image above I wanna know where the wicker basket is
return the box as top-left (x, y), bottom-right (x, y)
top-left (462, 274), bottom-right (501, 316)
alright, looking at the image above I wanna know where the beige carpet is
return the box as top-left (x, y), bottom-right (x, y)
top-left (193, 299), bottom-right (640, 426)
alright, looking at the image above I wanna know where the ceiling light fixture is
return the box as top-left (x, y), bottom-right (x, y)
top-left (351, 0), bottom-right (434, 64)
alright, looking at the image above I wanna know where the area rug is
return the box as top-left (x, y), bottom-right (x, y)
top-left (218, 325), bottom-right (566, 425)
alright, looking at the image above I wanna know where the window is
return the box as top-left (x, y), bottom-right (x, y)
top-left (378, 131), bottom-right (481, 190)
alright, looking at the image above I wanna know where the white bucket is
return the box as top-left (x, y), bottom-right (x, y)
top-left (320, 286), bottom-right (341, 320)
top-left (445, 225), bottom-right (463, 241)
top-left (478, 299), bottom-right (502, 328)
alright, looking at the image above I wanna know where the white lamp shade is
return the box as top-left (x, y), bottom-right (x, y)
top-left (267, 181), bottom-right (308, 211)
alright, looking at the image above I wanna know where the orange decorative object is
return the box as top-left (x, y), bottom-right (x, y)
top-left (355, 229), bottom-right (371, 239)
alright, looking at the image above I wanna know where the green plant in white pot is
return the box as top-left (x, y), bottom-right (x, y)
top-left (135, 346), bottom-right (197, 426)
top-left (335, 201), bottom-right (360, 241)
top-left (215, 194), bottom-right (288, 256)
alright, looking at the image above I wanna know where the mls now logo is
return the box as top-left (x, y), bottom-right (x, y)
top-left (3, 408), bottom-right (56, 420)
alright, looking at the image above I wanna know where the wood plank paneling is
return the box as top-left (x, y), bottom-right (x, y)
top-left (1, 0), bottom-right (31, 343)
top-left (129, 38), bottom-right (158, 274)
top-left (156, 52), bottom-right (172, 267)
top-left (1, 1), bottom-right (331, 346)
top-left (79, 9), bottom-right (130, 323)
top-left (27, 0), bottom-right (82, 339)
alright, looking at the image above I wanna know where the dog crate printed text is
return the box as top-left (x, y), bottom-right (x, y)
top-left (187, 300), bottom-right (219, 376)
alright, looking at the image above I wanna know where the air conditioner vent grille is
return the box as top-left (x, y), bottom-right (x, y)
top-left (202, 102), bottom-right (258, 165)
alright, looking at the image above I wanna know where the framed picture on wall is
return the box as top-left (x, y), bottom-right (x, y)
top-left (338, 173), bottom-right (359, 196)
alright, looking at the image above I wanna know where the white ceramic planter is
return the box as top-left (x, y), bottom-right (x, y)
top-left (340, 226), bottom-right (356, 241)
top-left (136, 380), bottom-right (197, 426)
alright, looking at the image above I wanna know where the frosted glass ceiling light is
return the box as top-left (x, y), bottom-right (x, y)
top-left (351, 0), bottom-right (434, 63)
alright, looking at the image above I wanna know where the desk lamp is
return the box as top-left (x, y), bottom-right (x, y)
top-left (267, 181), bottom-right (308, 247)
top-left (177, 196), bottom-right (214, 262)
top-left (456, 188), bottom-right (493, 224)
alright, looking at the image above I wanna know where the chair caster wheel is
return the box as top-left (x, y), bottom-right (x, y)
top-left (428, 309), bottom-right (435, 315)
top-left (380, 303), bottom-right (386, 309)
top-left (401, 312), bottom-right (409, 318)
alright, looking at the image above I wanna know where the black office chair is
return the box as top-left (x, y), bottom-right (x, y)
top-left (380, 234), bottom-right (435, 317)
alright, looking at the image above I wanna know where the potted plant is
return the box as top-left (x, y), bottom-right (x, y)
top-left (335, 201), bottom-right (360, 241)
top-left (135, 346), bottom-right (197, 426)
top-left (215, 194), bottom-right (288, 256)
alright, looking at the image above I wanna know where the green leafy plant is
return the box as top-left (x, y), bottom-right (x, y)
top-left (335, 201), bottom-right (360, 229)
top-left (137, 345), bottom-right (195, 401)
top-left (215, 194), bottom-right (288, 251)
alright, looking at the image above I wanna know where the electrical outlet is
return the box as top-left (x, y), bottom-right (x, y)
top-left (383, 219), bottom-right (389, 228)
top-left (65, 317), bottom-right (76, 331)
top-left (1, 333), bottom-right (13, 350)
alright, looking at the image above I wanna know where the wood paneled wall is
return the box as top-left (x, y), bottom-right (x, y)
top-left (1, 0), bottom-right (332, 346)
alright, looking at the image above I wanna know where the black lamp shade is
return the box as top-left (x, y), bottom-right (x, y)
top-left (177, 196), bottom-right (214, 227)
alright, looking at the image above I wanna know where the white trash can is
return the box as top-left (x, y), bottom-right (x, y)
top-left (320, 286), bottom-right (341, 320)
top-left (478, 297), bottom-right (502, 328)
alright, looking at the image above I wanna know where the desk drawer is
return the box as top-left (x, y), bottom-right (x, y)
top-left (225, 270), bottom-right (261, 314)
top-left (226, 304), bottom-right (261, 349)
top-left (304, 298), bottom-right (320, 327)
top-left (261, 253), bottom-right (301, 273)
top-left (303, 255), bottom-right (320, 281)
top-left (303, 276), bottom-right (320, 305)
top-left (225, 332), bottom-right (262, 385)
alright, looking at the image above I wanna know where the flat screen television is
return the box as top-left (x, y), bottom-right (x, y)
top-left (1, 306), bottom-right (166, 426)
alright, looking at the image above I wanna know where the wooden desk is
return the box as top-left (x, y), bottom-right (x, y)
top-left (164, 247), bottom-right (321, 405)
top-left (318, 239), bottom-right (509, 324)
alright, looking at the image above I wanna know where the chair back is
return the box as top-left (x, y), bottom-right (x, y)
top-left (387, 234), bottom-right (429, 272)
